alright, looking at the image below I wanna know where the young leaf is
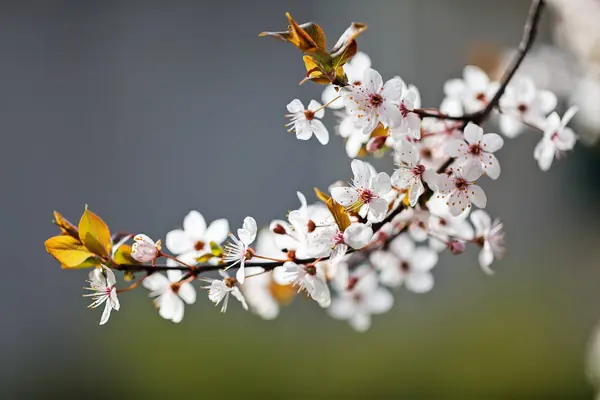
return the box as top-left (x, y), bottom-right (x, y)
top-left (259, 13), bottom-right (324, 53)
top-left (210, 241), bottom-right (223, 257)
top-left (52, 211), bottom-right (79, 239)
top-left (78, 206), bottom-right (112, 258)
top-left (330, 22), bottom-right (368, 59)
top-left (113, 244), bottom-right (139, 265)
top-left (314, 188), bottom-right (351, 231)
top-left (45, 235), bottom-right (98, 268)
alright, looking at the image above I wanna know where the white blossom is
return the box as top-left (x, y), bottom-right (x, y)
top-left (429, 164), bottom-right (487, 217)
top-left (341, 68), bottom-right (405, 134)
top-left (286, 99), bottom-right (329, 145)
top-left (275, 261), bottom-right (331, 307)
top-left (131, 234), bottom-right (161, 263)
top-left (471, 210), bottom-right (505, 275)
top-left (142, 270), bottom-right (196, 323)
top-left (443, 65), bottom-right (499, 114)
top-left (83, 266), bottom-right (120, 325)
top-left (391, 140), bottom-right (436, 206)
top-left (370, 235), bottom-right (438, 292)
top-left (165, 211), bottom-right (229, 260)
top-left (444, 122), bottom-right (504, 179)
top-left (203, 271), bottom-right (248, 313)
top-left (328, 268), bottom-right (393, 331)
top-left (223, 216), bottom-right (258, 284)
top-left (534, 106), bottom-right (578, 171)
top-left (322, 51), bottom-right (371, 109)
top-left (331, 159), bottom-right (391, 222)
top-left (499, 76), bottom-right (557, 137)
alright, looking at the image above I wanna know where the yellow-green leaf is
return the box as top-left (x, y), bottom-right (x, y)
top-left (113, 244), bottom-right (139, 265)
top-left (196, 253), bottom-right (214, 264)
top-left (313, 188), bottom-right (351, 231)
top-left (52, 211), bottom-right (79, 239)
top-left (45, 235), bottom-right (98, 268)
top-left (62, 257), bottom-right (102, 270)
top-left (210, 241), bottom-right (223, 257)
top-left (259, 13), bottom-right (323, 53)
top-left (78, 205), bottom-right (112, 258)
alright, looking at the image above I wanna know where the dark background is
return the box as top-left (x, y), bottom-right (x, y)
top-left (2, 0), bottom-right (600, 398)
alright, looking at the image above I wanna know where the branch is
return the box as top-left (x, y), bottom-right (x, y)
top-left (475, 0), bottom-right (545, 123)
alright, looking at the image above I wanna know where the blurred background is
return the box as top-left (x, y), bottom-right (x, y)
top-left (2, 0), bottom-right (600, 398)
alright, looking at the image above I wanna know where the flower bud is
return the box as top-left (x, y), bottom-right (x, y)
top-left (447, 239), bottom-right (466, 255)
top-left (366, 136), bottom-right (387, 153)
top-left (131, 234), bottom-right (161, 263)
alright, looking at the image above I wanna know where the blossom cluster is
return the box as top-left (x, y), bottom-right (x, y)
top-left (44, 7), bottom-right (580, 331)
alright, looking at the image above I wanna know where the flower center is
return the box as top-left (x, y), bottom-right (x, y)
top-left (454, 177), bottom-right (469, 191)
top-left (358, 188), bottom-right (375, 204)
top-left (421, 148), bottom-right (433, 160)
top-left (467, 144), bottom-right (482, 155)
top-left (551, 131), bottom-right (559, 141)
top-left (333, 231), bottom-right (345, 245)
top-left (194, 241), bottom-right (206, 251)
top-left (400, 261), bottom-right (410, 272)
top-left (399, 102), bottom-right (409, 118)
top-left (412, 164), bottom-right (425, 177)
top-left (352, 80), bottom-right (362, 86)
top-left (224, 277), bottom-right (237, 288)
top-left (305, 265), bottom-right (317, 276)
top-left (369, 93), bottom-right (383, 107)
top-left (307, 220), bottom-right (316, 233)
top-left (517, 104), bottom-right (528, 113)
top-left (304, 110), bottom-right (315, 121)
top-left (475, 92), bottom-right (487, 102)
top-left (170, 282), bottom-right (180, 294)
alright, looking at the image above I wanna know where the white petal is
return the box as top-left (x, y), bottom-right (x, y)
top-left (379, 101), bottom-right (403, 129)
top-left (411, 247), bottom-right (438, 272)
top-left (407, 179), bottom-right (424, 207)
top-left (178, 282), bottom-right (196, 304)
top-left (535, 90), bottom-right (557, 114)
top-left (328, 298), bottom-right (356, 319)
top-left (351, 159), bottom-right (371, 188)
top-left (204, 219), bottom-right (229, 245)
top-left (371, 172), bottom-right (391, 196)
top-left (562, 105), bottom-right (579, 126)
top-left (464, 122), bottom-right (483, 144)
top-left (167, 269), bottom-right (184, 283)
top-left (165, 229), bottom-right (194, 255)
top-left (448, 190), bottom-right (468, 217)
top-left (470, 209), bottom-right (491, 237)
top-left (534, 139), bottom-right (554, 171)
top-left (343, 223), bottom-right (373, 249)
top-left (444, 78), bottom-right (466, 97)
top-left (99, 301), bottom-right (113, 325)
top-left (391, 169), bottom-right (413, 190)
top-left (311, 120), bottom-right (329, 145)
top-left (499, 115), bottom-right (523, 138)
top-left (405, 272), bottom-right (434, 293)
top-left (349, 313), bottom-right (371, 332)
top-left (480, 133), bottom-right (504, 153)
top-left (389, 234), bottom-right (415, 259)
top-left (236, 261), bottom-right (246, 284)
top-left (444, 139), bottom-right (468, 158)
top-left (362, 68), bottom-right (383, 93)
top-left (395, 140), bottom-right (419, 165)
top-left (468, 185), bottom-right (487, 208)
top-left (381, 77), bottom-right (404, 102)
top-left (183, 211), bottom-right (207, 241)
top-left (463, 65), bottom-right (489, 92)
top-left (367, 198), bottom-right (388, 222)
top-left (286, 99), bottom-right (304, 113)
top-left (366, 288), bottom-right (394, 314)
top-left (331, 186), bottom-right (358, 207)
top-left (482, 153), bottom-right (501, 180)
top-left (308, 99), bottom-right (324, 118)
top-left (142, 273), bottom-right (170, 292)
top-left (295, 123), bottom-right (313, 140)
top-left (240, 217), bottom-right (257, 245)
top-left (231, 287), bottom-right (249, 310)
top-left (461, 162), bottom-right (483, 182)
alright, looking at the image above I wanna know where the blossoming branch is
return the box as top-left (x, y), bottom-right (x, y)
top-left (44, 0), bottom-right (576, 331)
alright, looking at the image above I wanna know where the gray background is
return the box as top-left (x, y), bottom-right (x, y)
top-left (2, 0), bottom-right (600, 398)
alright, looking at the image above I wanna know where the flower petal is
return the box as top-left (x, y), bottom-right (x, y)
top-left (183, 211), bottom-right (207, 241)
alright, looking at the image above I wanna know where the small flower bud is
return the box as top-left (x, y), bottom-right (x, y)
top-left (366, 136), bottom-right (387, 153)
top-left (447, 239), bottom-right (466, 255)
top-left (131, 234), bottom-right (161, 263)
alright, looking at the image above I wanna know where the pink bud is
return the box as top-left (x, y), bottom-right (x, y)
top-left (366, 136), bottom-right (387, 153)
top-left (131, 234), bottom-right (160, 263)
top-left (447, 239), bottom-right (466, 255)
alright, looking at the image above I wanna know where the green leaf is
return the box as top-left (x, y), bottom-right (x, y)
top-left (45, 235), bottom-right (98, 268)
top-left (210, 241), bottom-right (223, 257)
top-left (113, 244), bottom-right (139, 265)
top-left (78, 205), bottom-right (112, 258)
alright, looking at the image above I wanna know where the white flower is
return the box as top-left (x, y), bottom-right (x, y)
top-left (313, 222), bottom-right (374, 265)
top-left (341, 68), bottom-right (405, 134)
top-left (443, 65), bottom-right (499, 114)
top-left (203, 271), bottom-right (248, 313)
top-left (471, 210), bottom-right (505, 275)
top-left (430, 164), bottom-right (487, 217)
top-left (83, 265), bottom-right (120, 325)
top-left (394, 84), bottom-right (422, 139)
top-left (391, 141), bottom-right (436, 206)
top-left (426, 196), bottom-right (475, 252)
top-left (499, 76), bottom-right (557, 138)
top-left (285, 99), bottom-right (329, 145)
top-left (370, 235), bottom-right (438, 293)
top-left (444, 122), bottom-right (504, 179)
top-left (275, 261), bottom-right (331, 307)
top-left (328, 268), bottom-right (393, 332)
top-left (142, 270), bottom-right (196, 323)
top-left (322, 51), bottom-right (371, 109)
top-left (331, 159), bottom-right (392, 222)
top-left (131, 234), bottom-right (161, 263)
top-left (165, 211), bottom-right (229, 259)
top-left (223, 216), bottom-right (258, 284)
top-left (534, 106), bottom-right (578, 171)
